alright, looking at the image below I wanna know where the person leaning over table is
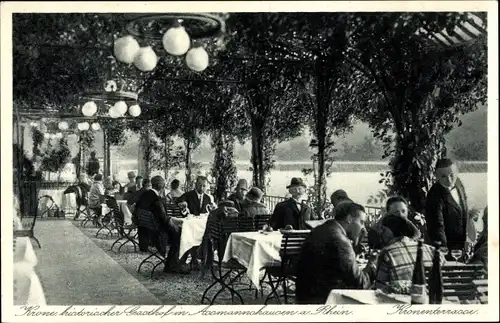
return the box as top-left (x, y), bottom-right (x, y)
top-left (374, 214), bottom-right (445, 291)
top-left (468, 206), bottom-right (488, 272)
top-left (296, 202), bottom-right (378, 304)
top-left (239, 187), bottom-right (270, 218)
top-left (269, 177), bottom-right (313, 230)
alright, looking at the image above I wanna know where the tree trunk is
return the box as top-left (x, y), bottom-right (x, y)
top-left (250, 119), bottom-right (266, 191)
top-left (138, 128), bottom-right (152, 178)
top-left (185, 138), bottom-right (193, 190)
top-left (164, 139), bottom-right (170, 180)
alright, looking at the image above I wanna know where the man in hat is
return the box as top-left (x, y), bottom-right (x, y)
top-left (240, 187), bottom-right (270, 218)
top-left (227, 179), bottom-right (249, 212)
top-left (269, 177), bottom-right (312, 230)
top-left (425, 158), bottom-right (479, 260)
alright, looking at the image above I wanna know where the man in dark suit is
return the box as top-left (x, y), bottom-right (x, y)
top-left (425, 158), bottom-right (478, 260)
top-left (227, 179), bottom-right (248, 212)
top-left (135, 176), bottom-right (189, 274)
top-left (269, 178), bottom-right (313, 230)
top-left (177, 176), bottom-right (215, 215)
top-left (296, 203), bottom-right (377, 304)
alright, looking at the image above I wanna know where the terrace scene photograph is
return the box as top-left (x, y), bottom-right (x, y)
top-left (9, 10), bottom-right (490, 307)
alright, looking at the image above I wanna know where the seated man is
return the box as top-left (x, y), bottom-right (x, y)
top-left (269, 177), bottom-right (312, 230)
top-left (468, 206), bottom-right (488, 271)
top-left (135, 175), bottom-right (189, 274)
top-left (368, 196), bottom-right (421, 250)
top-left (239, 187), bottom-right (269, 218)
top-left (88, 174), bottom-right (105, 220)
top-left (227, 179), bottom-right (249, 212)
top-left (128, 178), bottom-right (151, 206)
top-left (296, 203), bottom-right (377, 304)
top-left (375, 214), bottom-right (445, 289)
top-left (177, 176), bottom-right (215, 215)
top-left (329, 189), bottom-right (352, 218)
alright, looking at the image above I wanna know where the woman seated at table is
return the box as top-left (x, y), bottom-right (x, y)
top-left (239, 187), bottom-right (269, 218)
top-left (367, 196), bottom-right (423, 250)
top-left (374, 214), bottom-right (445, 292)
top-left (468, 206), bottom-right (488, 271)
top-left (88, 174), bottom-right (106, 219)
top-left (165, 179), bottom-right (184, 204)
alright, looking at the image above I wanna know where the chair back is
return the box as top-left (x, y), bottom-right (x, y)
top-left (279, 230), bottom-right (310, 276)
top-left (164, 203), bottom-right (183, 218)
top-left (424, 263), bottom-right (486, 301)
top-left (136, 208), bottom-right (159, 232)
top-left (238, 217), bottom-right (255, 232)
top-left (254, 214), bottom-right (272, 230)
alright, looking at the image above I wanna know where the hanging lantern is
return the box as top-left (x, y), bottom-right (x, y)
top-left (55, 132), bottom-right (63, 139)
top-left (113, 35), bottom-right (140, 64)
top-left (128, 104), bottom-right (141, 117)
top-left (186, 47), bottom-right (209, 72)
top-left (78, 122), bottom-right (90, 131)
top-left (58, 121), bottom-right (69, 131)
top-left (44, 133), bottom-right (51, 139)
top-left (108, 105), bottom-right (121, 119)
top-left (162, 23), bottom-right (191, 56)
top-left (133, 46), bottom-right (157, 72)
top-left (82, 101), bottom-right (98, 117)
top-left (114, 101), bottom-right (128, 116)
top-left (91, 122), bottom-right (101, 131)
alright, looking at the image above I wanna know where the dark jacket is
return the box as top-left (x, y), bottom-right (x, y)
top-left (296, 219), bottom-right (375, 304)
top-left (127, 187), bottom-right (148, 205)
top-left (86, 158), bottom-right (100, 177)
top-left (227, 193), bottom-right (244, 212)
top-left (239, 199), bottom-right (270, 219)
top-left (269, 198), bottom-right (312, 230)
top-left (134, 190), bottom-right (171, 232)
top-left (63, 183), bottom-right (90, 206)
top-left (425, 178), bottom-right (469, 250)
top-left (177, 190), bottom-right (213, 216)
top-left (468, 232), bottom-right (488, 271)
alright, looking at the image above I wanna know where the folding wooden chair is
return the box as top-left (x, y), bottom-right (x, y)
top-left (136, 209), bottom-right (168, 279)
top-left (424, 263), bottom-right (487, 303)
top-left (254, 214), bottom-right (272, 230)
top-left (15, 198), bottom-right (42, 248)
top-left (95, 197), bottom-right (119, 238)
top-left (110, 205), bottom-right (138, 253)
top-left (263, 230), bottom-right (311, 304)
top-left (164, 203), bottom-right (183, 218)
top-left (200, 217), bottom-right (249, 305)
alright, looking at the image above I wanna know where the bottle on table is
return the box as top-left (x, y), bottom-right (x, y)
top-left (429, 241), bottom-right (444, 304)
top-left (411, 238), bottom-right (428, 304)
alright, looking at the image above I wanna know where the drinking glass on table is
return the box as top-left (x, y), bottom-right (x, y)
top-left (450, 249), bottom-right (463, 263)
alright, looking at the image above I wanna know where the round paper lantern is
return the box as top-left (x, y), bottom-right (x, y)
top-left (58, 121), bottom-right (69, 131)
top-left (163, 25), bottom-right (191, 56)
top-left (133, 47), bottom-right (157, 72)
top-left (108, 106), bottom-right (121, 119)
top-left (186, 47), bottom-right (209, 72)
top-left (128, 104), bottom-right (141, 117)
top-left (82, 101), bottom-right (98, 117)
top-left (78, 122), bottom-right (90, 131)
top-left (91, 122), bottom-right (101, 131)
top-left (44, 133), bottom-right (51, 139)
top-left (114, 35), bottom-right (140, 64)
top-left (55, 132), bottom-right (63, 139)
top-left (114, 101), bottom-right (128, 116)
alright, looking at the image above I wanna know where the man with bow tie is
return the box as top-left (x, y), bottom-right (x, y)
top-left (425, 158), bottom-right (478, 260)
top-left (270, 177), bottom-right (313, 230)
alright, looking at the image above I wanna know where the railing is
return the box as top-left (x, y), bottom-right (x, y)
top-left (18, 180), bottom-right (77, 218)
top-left (262, 194), bottom-right (383, 219)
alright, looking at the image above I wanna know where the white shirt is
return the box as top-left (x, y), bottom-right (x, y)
top-left (449, 186), bottom-right (461, 208)
top-left (151, 188), bottom-right (160, 197)
top-left (292, 198), bottom-right (302, 211)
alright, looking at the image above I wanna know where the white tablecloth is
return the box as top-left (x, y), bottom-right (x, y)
top-left (13, 237), bottom-right (46, 305)
top-left (171, 215), bottom-right (209, 258)
top-left (101, 200), bottom-right (133, 224)
top-left (222, 231), bottom-right (283, 289)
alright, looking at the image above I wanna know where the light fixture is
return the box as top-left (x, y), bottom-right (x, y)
top-left (128, 104), bottom-right (141, 117)
top-left (82, 101), bottom-right (98, 117)
top-left (114, 101), bottom-right (128, 116)
top-left (108, 106), bottom-right (121, 119)
top-left (113, 35), bottom-right (140, 64)
top-left (44, 133), bottom-right (50, 139)
top-left (78, 122), bottom-right (90, 131)
top-left (133, 46), bottom-right (158, 72)
top-left (55, 132), bottom-right (63, 139)
top-left (186, 47), bottom-right (209, 72)
top-left (58, 121), bottom-right (69, 131)
top-left (163, 21), bottom-right (191, 56)
top-left (91, 122), bottom-right (101, 131)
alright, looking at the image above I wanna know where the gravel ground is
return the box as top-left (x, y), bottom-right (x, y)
top-left (74, 221), bottom-right (282, 305)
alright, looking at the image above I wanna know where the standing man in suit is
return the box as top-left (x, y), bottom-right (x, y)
top-left (135, 176), bottom-right (189, 274)
top-left (177, 176), bottom-right (215, 216)
top-left (270, 178), bottom-right (313, 230)
top-left (296, 203), bottom-right (377, 304)
top-left (425, 158), bottom-right (478, 260)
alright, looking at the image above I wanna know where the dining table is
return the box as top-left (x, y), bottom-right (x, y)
top-left (101, 200), bottom-right (133, 224)
top-left (171, 214), bottom-right (209, 259)
top-left (222, 231), bottom-right (283, 289)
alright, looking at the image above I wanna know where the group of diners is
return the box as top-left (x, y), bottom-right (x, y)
top-left (73, 157), bottom-right (487, 304)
